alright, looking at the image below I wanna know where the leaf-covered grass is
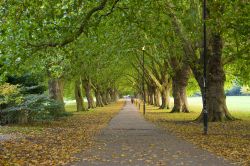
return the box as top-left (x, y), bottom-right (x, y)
top-left (0, 126), bottom-right (44, 135)
top-left (0, 101), bottom-right (124, 165)
top-left (138, 99), bottom-right (250, 166)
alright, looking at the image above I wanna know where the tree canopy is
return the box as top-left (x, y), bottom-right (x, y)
top-left (0, 0), bottom-right (249, 122)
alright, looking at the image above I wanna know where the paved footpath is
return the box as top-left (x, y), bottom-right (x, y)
top-left (73, 100), bottom-right (234, 166)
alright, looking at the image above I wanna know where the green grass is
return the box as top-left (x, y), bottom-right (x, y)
top-left (167, 96), bottom-right (250, 120)
top-left (65, 104), bottom-right (96, 116)
top-left (65, 103), bottom-right (78, 112)
top-left (187, 96), bottom-right (250, 112)
top-left (65, 102), bottom-right (95, 113)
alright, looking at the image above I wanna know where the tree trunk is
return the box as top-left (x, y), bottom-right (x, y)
top-left (166, 6), bottom-right (234, 121)
top-left (148, 94), bottom-right (151, 105)
top-left (110, 88), bottom-right (116, 102)
top-left (99, 94), bottom-right (105, 106)
top-left (171, 82), bottom-right (189, 113)
top-left (111, 88), bottom-right (119, 102)
top-left (160, 84), bottom-right (170, 109)
top-left (95, 88), bottom-right (104, 107)
top-left (196, 34), bottom-right (234, 121)
top-left (75, 79), bottom-right (85, 112)
top-left (48, 78), bottom-right (65, 112)
top-left (106, 89), bottom-right (112, 103)
top-left (101, 92), bottom-right (108, 105)
top-left (115, 92), bottom-right (119, 101)
top-left (206, 34), bottom-right (234, 121)
top-left (166, 86), bottom-right (170, 108)
top-left (150, 93), bottom-right (154, 105)
top-left (180, 89), bottom-right (189, 113)
top-left (154, 88), bottom-right (161, 107)
top-left (171, 82), bottom-right (181, 112)
top-left (145, 91), bottom-right (148, 104)
top-left (82, 79), bottom-right (95, 109)
top-left (171, 63), bottom-right (190, 113)
top-left (148, 86), bottom-right (154, 105)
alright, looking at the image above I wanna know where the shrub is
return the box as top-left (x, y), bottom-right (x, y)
top-left (0, 83), bottom-right (24, 124)
top-left (0, 83), bottom-right (70, 125)
top-left (0, 83), bottom-right (23, 109)
top-left (6, 74), bottom-right (46, 94)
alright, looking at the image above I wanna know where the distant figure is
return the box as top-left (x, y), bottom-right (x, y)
top-left (131, 97), bottom-right (134, 104)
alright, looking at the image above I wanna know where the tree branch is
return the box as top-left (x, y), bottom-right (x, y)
top-left (28, 0), bottom-right (109, 49)
top-left (100, 0), bottom-right (121, 18)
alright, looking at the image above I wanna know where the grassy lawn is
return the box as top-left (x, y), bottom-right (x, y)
top-left (0, 101), bottom-right (124, 165)
top-left (187, 96), bottom-right (250, 119)
top-left (65, 102), bottom-right (93, 112)
top-left (139, 96), bottom-right (250, 166)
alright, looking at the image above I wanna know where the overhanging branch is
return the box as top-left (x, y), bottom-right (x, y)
top-left (100, 0), bottom-right (121, 18)
top-left (28, 0), bottom-right (111, 49)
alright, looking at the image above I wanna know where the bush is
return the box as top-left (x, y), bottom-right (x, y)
top-left (0, 83), bottom-right (70, 125)
top-left (0, 83), bottom-right (23, 109)
top-left (6, 74), bottom-right (46, 94)
top-left (0, 83), bottom-right (24, 124)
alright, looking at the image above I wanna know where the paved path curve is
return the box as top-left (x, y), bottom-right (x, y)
top-left (73, 100), bottom-right (233, 166)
